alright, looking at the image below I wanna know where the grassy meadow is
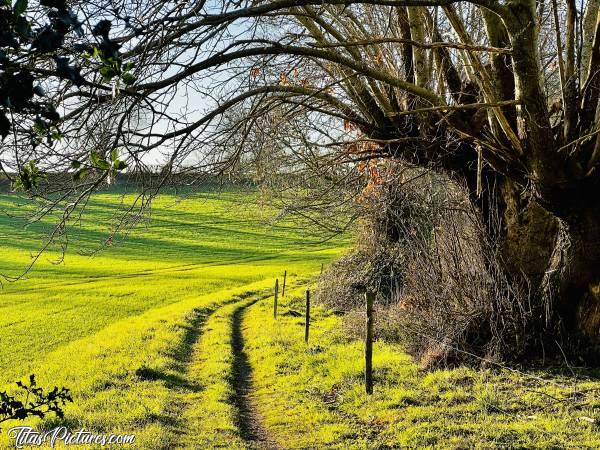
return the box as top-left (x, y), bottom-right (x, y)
top-left (243, 288), bottom-right (600, 448)
top-left (0, 187), bottom-right (343, 448)
top-left (0, 187), bottom-right (599, 449)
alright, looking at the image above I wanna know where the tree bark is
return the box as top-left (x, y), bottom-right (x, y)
top-left (549, 211), bottom-right (600, 358)
top-left (485, 182), bottom-right (600, 359)
top-left (462, 164), bottom-right (600, 360)
top-left (496, 180), bottom-right (558, 285)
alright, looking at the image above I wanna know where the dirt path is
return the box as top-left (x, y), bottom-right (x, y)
top-left (165, 291), bottom-right (280, 449)
top-left (230, 303), bottom-right (281, 450)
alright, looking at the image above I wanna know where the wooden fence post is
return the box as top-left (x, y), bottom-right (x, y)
top-left (282, 270), bottom-right (287, 297)
top-left (365, 291), bottom-right (374, 395)
top-left (305, 289), bottom-right (310, 343)
top-left (320, 263), bottom-right (324, 275)
top-left (273, 279), bottom-right (279, 319)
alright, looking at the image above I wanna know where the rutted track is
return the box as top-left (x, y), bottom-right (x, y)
top-left (171, 289), bottom-right (280, 449)
top-left (231, 303), bottom-right (280, 450)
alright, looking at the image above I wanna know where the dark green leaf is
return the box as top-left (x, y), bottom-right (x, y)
top-left (32, 27), bottom-right (64, 52)
top-left (122, 72), bottom-right (136, 85)
top-left (13, 0), bottom-right (28, 17)
top-left (90, 151), bottom-right (110, 170)
top-left (0, 113), bottom-right (10, 141)
top-left (114, 160), bottom-right (127, 170)
top-left (54, 56), bottom-right (85, 86)
top-left (41, 107), bottom-right (60, 122)
top-left (32, 85), bottom-right (46, 97)
top-left (15, 172), bottom-right (32, 191)
top-left (40, 0), bottom-right (67, 8)
top-left (33, 119), bottom-right (47, 135)
top-left (14, 16), bottom-right (31, 38)
top-left (92, 20), bottom-right (111, 38)
top-left (72, 168), bottom-right (88, 181)
top-left (99, 65), bottom-right (117, 81)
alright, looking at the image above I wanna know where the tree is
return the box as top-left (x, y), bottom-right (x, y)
top-left (3, 0), bottom-right (600, 361)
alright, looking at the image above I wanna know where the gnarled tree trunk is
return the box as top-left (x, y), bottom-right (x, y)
top-left (550, 210), bottom-right (600, 357)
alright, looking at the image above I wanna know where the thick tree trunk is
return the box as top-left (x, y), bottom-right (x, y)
top-left (496, 180), bottom-right (558, 285)
top-left (469, 174), bottom-right (600, 361)
top-left (463, 169), bottom-right (557, 284)
top-left (549, 211), bottom-right (600, 358)
top-left (490, 187), bottom-right (600, 360)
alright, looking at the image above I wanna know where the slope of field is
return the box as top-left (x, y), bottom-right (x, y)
top-left (0, 187), bottom-right (344, 448)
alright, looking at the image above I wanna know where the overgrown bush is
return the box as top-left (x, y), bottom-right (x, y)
top-left (318, 164), bottom-right (435, 309)
top-left (318, 162), bottom-right (535, 368)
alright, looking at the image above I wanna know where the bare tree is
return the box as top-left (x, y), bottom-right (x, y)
top-left (3, 0), bottom-right (600, 360)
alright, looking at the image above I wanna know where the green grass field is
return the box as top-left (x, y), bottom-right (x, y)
top-left (1, 188), bottom-right (599, 449)
top-left (0, 187), bottom-right (343, 448)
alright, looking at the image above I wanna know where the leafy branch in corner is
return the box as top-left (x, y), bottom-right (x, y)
top-left (0, 374), bottom-right (73, 427)
top-left (1, 0), bottom-right (135, 192)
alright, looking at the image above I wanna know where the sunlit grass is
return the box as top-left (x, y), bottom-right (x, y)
top-left (0, 187), bottom-right (345, 449)
top-left (174, 290), bottom-right (262, 449)
top-left (2, 186), bottom-right (599, 449)
top-left (244, 288), bottom-right (600, 449)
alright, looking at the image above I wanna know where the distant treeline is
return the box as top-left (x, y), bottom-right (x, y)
top-left (0, 172), bottom-right (259, 193)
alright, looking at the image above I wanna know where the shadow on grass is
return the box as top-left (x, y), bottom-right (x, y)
top-left (230, 299), bottom-right (280, 449)
top-left (135, 367), bottom-right (202, 393)
top-left (230, 304), bottom-right (259, 441)
top-left (160, 307), bottom-right (214, 390)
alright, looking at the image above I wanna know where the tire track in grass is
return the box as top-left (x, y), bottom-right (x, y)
top-left (0, 282), bottom-right (274, 449)
top-left (174, 290), bottom-right (279, 449)
top-left (231, 304), bottom-right (280, 450)
top-left (168, 294), bottom-right (255, 449)
top-left (241, 287), bottom-right (382, 448)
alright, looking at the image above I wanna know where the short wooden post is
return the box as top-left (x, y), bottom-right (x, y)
top-left (365, 291), bottom-right (374, 395)
top-left (273, 279), bottom-right (279, 318)
top-left (305, 289), bottom-right (310, 343)
top-left (282, 270), bottom-right (287, 297)
top-left (320, 263), bottom-right (324, 275)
